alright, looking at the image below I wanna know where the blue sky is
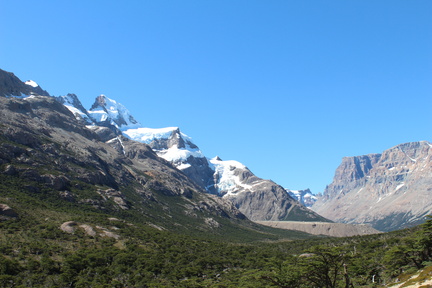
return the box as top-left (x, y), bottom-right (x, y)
top-left (1, 1), bottom-right (431, 193)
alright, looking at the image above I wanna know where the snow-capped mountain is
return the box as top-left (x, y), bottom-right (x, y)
top-left (286, 189), bottom-right (317, 208)
top-left (207, 156), bottom-right (324, 221)
top-left (55, 93), bottom-right (92, 124)
top-left (0, 66), bottom-right (326, 224)
top-left (209, 157), bottom-right (254, 196)
top-left (123, 126), bottom-right (217, 193)
top-left (89, 94), bottom-right (140, 129)
top-left (0, 68), bottom-right (251, 239)
top-left (55, 93), bottom-right (326, 221)
top-left (121, 124), bottom-right (325, 221)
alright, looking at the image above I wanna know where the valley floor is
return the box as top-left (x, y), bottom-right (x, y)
top-left (255, 220), bottom-right (382, 237)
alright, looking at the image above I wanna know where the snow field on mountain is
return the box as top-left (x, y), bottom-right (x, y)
top-left (123, 127), bottom-right (182, 144)
top-left (209, 157), bottom-right (252, 195)
top-left (158, 146), bottom-right (205, 166)
top-left (123, 126), bottom-right (207, 168)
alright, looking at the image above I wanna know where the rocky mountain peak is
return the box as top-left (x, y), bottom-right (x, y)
top-left (90, 94), bottom-right (109, 110)
top-left (287, 188), bottom-right (317, 208)
top-left (23, 80), bottom-right (50, 96)
top-left (55, 93), bottom-right (92, 124)
top-left (334, 154), bottom-right (381, 183)
top-left (213, 156), bottom-right (222, 161)
top-left (89, 94), bottom-right (139, 129)
top-left (167, 128), bottom-right (186, 149)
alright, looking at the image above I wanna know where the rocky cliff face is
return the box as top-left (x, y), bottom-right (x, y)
top-left (313, 141), bottom-right (432, 231)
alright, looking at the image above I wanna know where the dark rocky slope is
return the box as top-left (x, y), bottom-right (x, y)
top-left (0, 69), bottom-right (49, 97)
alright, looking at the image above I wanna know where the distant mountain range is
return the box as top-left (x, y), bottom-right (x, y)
top-left (286, 189), bottom-right (317, 208)
top-left (0, 68), bottom-right (326, 228)
top-left (59, 93), bottom-right (325, 222)
top-left (2, 67), bottom-right (431, 232)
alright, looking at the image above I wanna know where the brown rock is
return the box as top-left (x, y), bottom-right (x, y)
top-left (60, 221), bottom-right (77, 234)
top-left (0, 204), bottom-right (18, 218)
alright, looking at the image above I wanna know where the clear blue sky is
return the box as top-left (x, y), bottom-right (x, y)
top-left (1, 1), bottom-right (431, 193)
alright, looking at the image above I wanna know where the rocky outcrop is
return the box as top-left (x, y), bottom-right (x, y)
top-left (313, 141), bottom-right (432, 231)
top-left (97, 188), bottom-right (129, 210)
top-left (60, 221), bottom-right (119, 239)
top-left (60, 221), bottom-right (78, 234)
top-left (0, 204), bottom-right (18, 219)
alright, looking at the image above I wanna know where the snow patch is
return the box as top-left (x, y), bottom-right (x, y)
top-left (394, 182), bottom-right (405, 192)
top-left (62, 103), bottom-right (91, 122)
top-left (177, 163), bottom-right (191, 170)
top-left (117, 136), bottom-right (126, 155)
top-left (24, 80), bottom-right (38, 87)
top-left (89, 110), bottom-right (108, 122)
top-left (158, 146), bottom-right (204, 163)
top-left (23, 95), bottom-right (37, 99)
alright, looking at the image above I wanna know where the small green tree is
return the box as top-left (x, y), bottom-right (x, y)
top-left (414, 215), bottom-right (432, 262)
top-left (299, 246), bottom-right (351, 288)
top-left (260, 256), bottom-right (302, 288)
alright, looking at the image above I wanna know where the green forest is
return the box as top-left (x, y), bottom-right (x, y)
top-left (1, 183), bottom-right (432, 288)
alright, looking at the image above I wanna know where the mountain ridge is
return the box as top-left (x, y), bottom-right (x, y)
top-left (0, 68), bottom-right (328, 236)
top-left (312, 141), bottom-right (432, 231)
top-left (106, 104), bottom-right (326, 222)
top-left (9, 67), bottom-right (432, 232)
top-left (41, 73), bottom-right (325, 222)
